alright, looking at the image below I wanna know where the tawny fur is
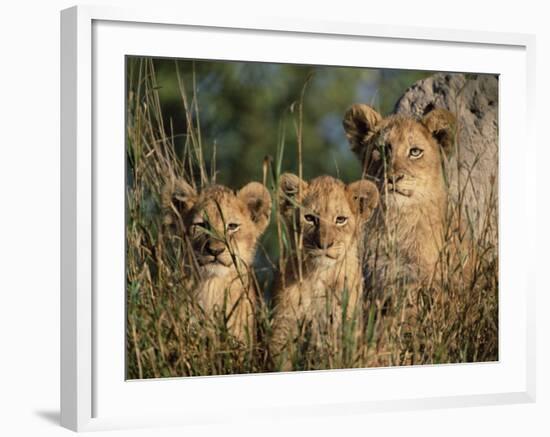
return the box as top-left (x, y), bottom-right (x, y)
top-left (271, 175), bottom-right (378, 368)
top-left (343, 105), bottom-right (470, 287)
top-left (163, 179), bottom-right (271, 343)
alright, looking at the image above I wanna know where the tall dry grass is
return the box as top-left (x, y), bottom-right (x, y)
top-left (126, 58), bottom-right (498, 379)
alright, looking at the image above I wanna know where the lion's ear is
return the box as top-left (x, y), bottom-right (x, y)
top-left (161, 178), bottom-right (197, 225)
top-left (237, 182), bottom-right (272, 234)
top-left (343, 104), bottom-right (382, 159)
top-left (278, 173), bottom-right (308, 218)
top-left (422, 108), bottom-right (457, 157)
top-left (346, 180), bottom-right (379, 221)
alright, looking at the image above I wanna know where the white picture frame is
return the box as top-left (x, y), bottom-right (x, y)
top-left (60, 5), bottom-right (536, 432)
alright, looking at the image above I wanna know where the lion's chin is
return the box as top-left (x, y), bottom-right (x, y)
top-left (199, 261), bottom-right (232, 277)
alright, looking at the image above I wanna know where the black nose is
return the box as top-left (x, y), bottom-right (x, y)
top-left (315, 239), bottom-right (334, 250)
top-left (206, 242), bottom-right (225, 257)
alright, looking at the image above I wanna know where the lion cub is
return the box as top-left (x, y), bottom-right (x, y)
top-left (163, 178), bottom-right (271, 343)
top-left (342, 104), bottom-right (464, 283)
top-left (270, 174), bottom-right (379, 368)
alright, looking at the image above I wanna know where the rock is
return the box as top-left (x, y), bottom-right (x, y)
top-left (395, 73), bottom-right (499, 233)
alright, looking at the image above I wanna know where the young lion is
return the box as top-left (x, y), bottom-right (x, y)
top-left (270, 174), bottom-right (379, 368)
top-left (163, 178), bottom-right (272, 343)
top-left (342, 104), bottom-right (466, 286)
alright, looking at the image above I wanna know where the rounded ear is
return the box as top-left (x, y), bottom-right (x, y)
top-left (278, 173), bottom-right (308, 218)
top-left (346, 180), bottom-right (379, 221)
top-left (161, 178), bottom-right (197, 225)
top-left (237, 182), bottom-right (272, 234)
top-left (342, 104), bottom-right (382, 158)
top-left (422, 108), bottom-right (457, 157)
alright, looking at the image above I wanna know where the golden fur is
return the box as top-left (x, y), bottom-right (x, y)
top-left (342, 104), bottom-right (466, 284)
top-left (270, 174), bottom-right (378, 367)
top-left (163, 179), bottom-right (271, 342)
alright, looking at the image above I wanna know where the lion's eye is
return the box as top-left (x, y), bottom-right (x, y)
top-left (409, 147), bottom-right (424, 158)
top-left (335, 216), bottom-right (348, 225)
top-left (191, 221), bottom-right (208, 234)
top-left (304, 214), bottom-right (316, 224)
top-left (227, 223), bottom-right (240, 232)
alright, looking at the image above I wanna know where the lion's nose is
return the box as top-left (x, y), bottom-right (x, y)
top-left (315, 225), bottom-right (335, 250)
top-left (206, 241), bottom-right (225, 257)
top-left (319, 240), bottom-right (334, 249)
top-left (315, 237), bottom-right (334, 250)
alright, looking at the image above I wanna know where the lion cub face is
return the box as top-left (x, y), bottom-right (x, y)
top-left (343, 104), bottom-right (456, 209)
top-left (164, 180), bottom-right (271, 277)
top-left (279, 174), bottom-right (378, 268)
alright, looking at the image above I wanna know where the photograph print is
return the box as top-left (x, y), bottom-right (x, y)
top-left (126, 57), bottom-right (498, 378)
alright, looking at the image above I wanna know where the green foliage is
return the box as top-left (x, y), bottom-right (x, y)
top-left (148, 57), bottom-right (429, 186)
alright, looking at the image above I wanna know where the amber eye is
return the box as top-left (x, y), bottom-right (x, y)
top-left (227, 223), bottom-right (240, 233)
top-left (335, 216), bottom-right (348, 226)
top-left (304, 214), bottom-right (316, 224)
top-left (193, 221), bottom-right (208, 229)
top-left (409, 147), bottom-right (424, 159)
